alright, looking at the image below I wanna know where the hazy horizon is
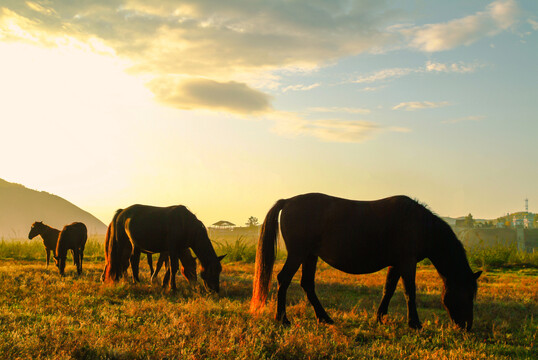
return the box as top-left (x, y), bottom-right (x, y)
top-left (1, 1), bottom-right (537, 226)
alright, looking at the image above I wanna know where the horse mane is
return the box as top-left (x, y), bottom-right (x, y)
top-left (56, 228), bottom-right (67, 258)
top-left (420, 203), bottom-right (477, 297)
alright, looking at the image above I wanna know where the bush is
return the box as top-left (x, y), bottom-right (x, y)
top-left (466, 244), bottom-right (538, 269)
top-left (214, 236), bottom-right (257, 263)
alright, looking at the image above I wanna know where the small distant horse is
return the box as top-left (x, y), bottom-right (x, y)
top-left (55, 222), bottom-right (87, 275)
top-left (251, 193), bottom-right (481, 331)
top-left (103, 204), bottom-right (224, 292)
top-left (28, 221), bottom-right (60, 266)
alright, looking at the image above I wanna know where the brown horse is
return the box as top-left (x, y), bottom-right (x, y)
top-left (28, 221), bottom-right (60, 266)
top-left (251, 193), bottom-right (481, 331)
top-left (103, 204), bottom-right (224, 292)
top-left (55, 222), bottom-right (87, 275)
top-left (100, 209), bottom-right (165, 282)
top-left (101, 210), bottom-right (198, 286)
top-left (54, 222), bottom-right (88, 276)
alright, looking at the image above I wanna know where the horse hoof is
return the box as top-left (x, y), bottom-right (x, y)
top-left (376, 313), bottom-right (386, 324)
top-left (319, 317), bottom-right (334, 325)
top-left (277, 316), bottom-right (291, 326)
top-left (408, 321), bottom-right (422, 330)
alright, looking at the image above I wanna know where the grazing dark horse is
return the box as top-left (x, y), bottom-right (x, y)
top-left (100, 209), bottom-right (165, 282)
top-left (55, 222), bottom-right (87, 276)
top-left (28, 222), bottom-right (60, 266)
top-left (103, 204), bottom-right (224, 292)
top-left (251, 193), bottom-right (481, 331)
top-left (101, 210), bottom-right (198, 286)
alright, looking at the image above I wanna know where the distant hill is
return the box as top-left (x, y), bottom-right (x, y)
top-left (0, 178), bottom-right (106, 239)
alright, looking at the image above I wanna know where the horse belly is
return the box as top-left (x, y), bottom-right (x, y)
top-left (318, 239), bottom-right (391, 275)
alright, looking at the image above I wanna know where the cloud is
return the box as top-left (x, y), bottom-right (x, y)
top-left (308, 107), bottom-right (371, 115)
top-left (393, 101), bottom-right (450, 111)
top-left (353, 60), bottom-right (482, 84)
top-left (0, 0), bottom-right (405, 114)
top-left (528, 19), bottom-right (538, 31)
top-left (0, 0), bottom-right (400, 76)
top-left (402, 0), bottom-right (519, 52)
top-left (270, 112), bottom-right (409, 143)
top-left (354, 67), bottom-right (414, 84)
top-left (443, 115), bottom-right (485, 124)
top-left (147, 77), bottom-right (272, 114)
top-left (282, 83), bottom-right (320, 92)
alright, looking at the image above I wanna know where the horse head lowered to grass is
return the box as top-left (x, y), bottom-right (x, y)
top-left (54, 222), bottom-right (87, 276)
top-left (103, 204), bottom-right (224, 293)
top-left (251, 193), bottom-right (481, 331)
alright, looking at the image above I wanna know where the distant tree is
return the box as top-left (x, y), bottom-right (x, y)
top-left (246, 216), bottom-right (259, 227)
top-left (463, 213), bottom-right (475, 228)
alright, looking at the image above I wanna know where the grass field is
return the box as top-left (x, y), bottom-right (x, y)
top-left (0, 242), bottom-right (536, 359)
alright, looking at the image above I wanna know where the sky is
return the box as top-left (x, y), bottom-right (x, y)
top-left (1, 0), bottom-right (537, 226)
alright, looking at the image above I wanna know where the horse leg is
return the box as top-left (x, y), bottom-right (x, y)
top-left (401, 264), bottom-right (422, 330)
top-left (168, 253), bottom-right (179, 291)
top-left (276, 256), bottom-right (302, 325)
top-left (46, 249), bottom-right (50, 267)
top-left (300, 254), bottom-right (333, 324)
top-left (147, 254), bottom-right (154, 277)
top-left (72, 249), bottom-right (76, 265)
top-left (80, 248), bottom-right (84, 271)
top-left (130, 248), bottom-right (141, 283)
top-left (152, 253), bottom-right (165, 283)
top-left (376, 266), bottom-right (401, 323)
top-left (74, 249), bottom-right (82, 275)
top-left (162, 258), bottom-right (172, 288)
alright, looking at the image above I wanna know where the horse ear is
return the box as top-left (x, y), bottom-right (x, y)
top-left (217, 254), bottom-right (226, 262)
top-left (474, 271), bottom-right (482, 280)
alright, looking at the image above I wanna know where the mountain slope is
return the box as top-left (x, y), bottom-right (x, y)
top-left (0, 178), bottom-right (106, 239)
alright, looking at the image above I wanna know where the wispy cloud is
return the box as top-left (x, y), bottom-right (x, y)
top-left (308, 107), bottom-right (371, 115)
top-left (528, 19), bottom-right (538, 31)
top-left (443, 115), bottom-right (486, 124)
top-left (393, 101), bottom-right (451, 111)
top-left (270, 112), bottom-right (409, 143)
top-left (353, 60), bottom-right (482, 84)
top-left (282, 83), bottom-right (320, 92)
top-left (354, 67), bottom-right (413, 84)
top-left (401, 0), bottom-right (519, 52)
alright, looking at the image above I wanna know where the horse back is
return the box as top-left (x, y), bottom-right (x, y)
top-left (118, 204), bottom-right (193, 253)
top-left (58, 222), bottom-right (88, 251)
top-left (279, 193), bottom-right (433, 273)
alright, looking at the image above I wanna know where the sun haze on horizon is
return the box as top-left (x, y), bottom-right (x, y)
top-left (1, 0), bottom-right (537, 225)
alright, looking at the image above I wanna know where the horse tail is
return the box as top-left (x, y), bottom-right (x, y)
top-left (250, 199), bottom-right (286, 312)
top-left (104, 209), bottom-right (123, 283)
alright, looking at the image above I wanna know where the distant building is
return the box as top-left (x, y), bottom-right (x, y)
top-left (210, 220), bottom-right (236, 230)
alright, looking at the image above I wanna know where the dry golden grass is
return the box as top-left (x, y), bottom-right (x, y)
top-left (0, 259), bottom-right (536, 359)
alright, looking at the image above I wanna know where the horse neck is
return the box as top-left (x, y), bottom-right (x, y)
top-left (191, 233), bottom-right (218, 267)
top-left (427, 223), bottom-right (473, 286)
top-left (38, 225), bottom-right (59, 242)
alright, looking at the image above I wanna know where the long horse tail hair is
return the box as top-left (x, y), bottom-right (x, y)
top-left (250, 199), bottom-right (286, 312)
top-left (56, 226), bottom-right (68, 259)
top-left (104, 208), bottom-right (123, 283)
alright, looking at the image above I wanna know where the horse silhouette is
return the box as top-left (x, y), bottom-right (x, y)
top-left (251, 193), bottom-right (481, 330)
top-left (103, 204), bottom-right (224, 292)
top-left (55, 222), bottom-right (87, 276)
